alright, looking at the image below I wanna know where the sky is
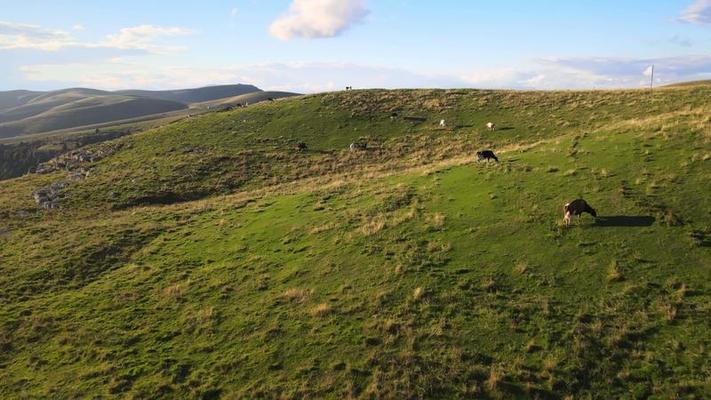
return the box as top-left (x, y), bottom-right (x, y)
top-left (1, 0), bottom-right (710, 92)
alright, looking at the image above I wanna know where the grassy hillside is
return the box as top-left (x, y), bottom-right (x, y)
top-left (664, 80), bottom-right (711, 88)
top-left (193, 91), bottom-right (299, 110)
top-left (0, 87), bottom-right (709, 399)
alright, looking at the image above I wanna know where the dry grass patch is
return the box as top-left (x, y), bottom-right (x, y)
top-left (310, 303), bottom-right (333, 317)
top-left (282, 288), bottom-right (310, 303)
top-left (607, 260), bottom-right (623, 282)
top-left (308, 222), bottom-right (338, 234)
top-left (359, 214), bottom-right (386, 236)
top-left (658, 303), bottom-right (678, 322)
top-left (162, 281), bottom-right (189, 299)
top-left (426, 212), bottom-right (446, 230)
top-left (515, 261), bottom-right (529, 274)
top-left (486, 367), bottom-right (503, 391)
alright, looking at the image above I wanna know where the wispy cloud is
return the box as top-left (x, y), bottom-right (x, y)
top-left (462, 55), bottom-right (711, 89)
top-left (269, 0), bottom-right (368, 40)
top-left (18, 61), bottom-right (460, 91)
top-left (0, 21), bottom-right (72, 50)
top-left (103, 25), bottom-right (193, 53)
top-left (0, 20), bottom-right (193, 54)
top-left (539, 55), bottom-right (711, 85)
top-left (677, 0), bottom-right (711, 24)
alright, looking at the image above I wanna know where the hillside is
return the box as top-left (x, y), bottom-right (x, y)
top-left (664, 80), bottom-right (711, 88)
top-left (193, 91), bottom-right (299, 110)
top-left (115, 84), bottom-right (262, 104)
top-left (0, 90), bottom-right (43, 110)
top-left (0, 86), bottom-right (709, 398)
top-left (0, 95), bottom-right (187, 138)
top-left (0, 84), bottom-right (264, 139)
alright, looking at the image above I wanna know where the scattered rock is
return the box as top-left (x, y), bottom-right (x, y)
top-left (32, 180), bottom-right (69, 209)
top-left (34, 143), bottom-right (123, 175)
top-left (30, 143), bottom-right (120, 208)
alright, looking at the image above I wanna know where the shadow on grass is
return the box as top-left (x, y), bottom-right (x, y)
top-left (593, 216), bottom-right (655, 227)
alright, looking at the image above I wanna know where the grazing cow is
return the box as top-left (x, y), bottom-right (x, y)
top-left (476, 150), bottom-right (499, 162)
top-left (349, 142), bottom-right (366, 151)
top-left (439, 119), bottom-right (446, 128)
top-left (296, 142), bottom-right (308, 152)
top-left (563, 199), bottom-right (597, 225)
top-left (486, 122), bottom-right (496, 131)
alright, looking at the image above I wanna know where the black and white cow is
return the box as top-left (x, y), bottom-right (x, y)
top-left (563, 199), bottom-right (597, 225)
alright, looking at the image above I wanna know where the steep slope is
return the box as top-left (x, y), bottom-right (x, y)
top-left (0, 87), bottom-right (709, 399)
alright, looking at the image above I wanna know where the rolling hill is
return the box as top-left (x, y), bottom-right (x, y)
top-left (663, 79), bottom-right (711, 88)
top-left (115, 84), bottom-right (261, 104)
top-left (193, 90), bottom-right (299, 109)
top-left (0, 84), bottom-right (267, 138)
top-left (0, 86), bottom-right (709, 398)
top-left (0, 94), bottom-right (187, 138)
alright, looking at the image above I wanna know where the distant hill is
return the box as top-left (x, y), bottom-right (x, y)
top-left (0, 94), bottom-right (186, 138)
top-left (115, 84), bottom-right (261, 104)
top-left (0, 90), bottom-right (43, 109)
top-left (193, 90), bottom-right (299, 109)
top-left (0, 84), bottom-right (265, 138)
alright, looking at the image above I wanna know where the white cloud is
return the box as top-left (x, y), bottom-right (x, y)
top-left (0, 21), bottom-right (72, 50)
top-left (678, 0), bottom-right (711, 24)
top-left (0, 20), bottom-right (193, 54)
top-left (538, 55), bottom-right (711, 86)
top-left (103, 25), bottom-right (193, 53)
top-left (269, 0), bottom-right (368, 40)
top-left (14, 52), bottom-right (711, 92)
top-left (72, 24), bottom-right (85, 31)
top-left (18, 61), bottom-right (461, 91)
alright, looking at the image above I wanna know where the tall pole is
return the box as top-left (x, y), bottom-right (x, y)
top-left (650, 64), bottom-right (654, 91)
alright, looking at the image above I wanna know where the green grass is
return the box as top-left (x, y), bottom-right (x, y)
top-left (0, 87), bottom-right (710, 399)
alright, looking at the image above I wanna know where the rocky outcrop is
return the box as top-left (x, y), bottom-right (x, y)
top-left (32, 181), bottom-right (67, 209)
top-left (30, 143), bottom-right (119, 209)
top-left (33, 143), bottom-right (122, 175)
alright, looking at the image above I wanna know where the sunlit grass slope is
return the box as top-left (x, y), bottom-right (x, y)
top-left (0, 86), bottom-right (709, 399)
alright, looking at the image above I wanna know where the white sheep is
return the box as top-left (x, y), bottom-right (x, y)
top-left (439, 119), bottom-right (446, 128)
top-left (486, 122), bottom-right (496, 131)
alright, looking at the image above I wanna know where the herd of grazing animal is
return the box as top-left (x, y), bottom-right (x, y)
top-left (296, 116), bottom-right (599, 226)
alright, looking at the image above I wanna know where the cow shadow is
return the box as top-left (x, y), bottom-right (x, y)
top-left (593, 216), bottom-right (655, 227)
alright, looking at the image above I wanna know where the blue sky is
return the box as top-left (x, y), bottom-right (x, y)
top-left (1, 0), bottom-right (710, 91)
